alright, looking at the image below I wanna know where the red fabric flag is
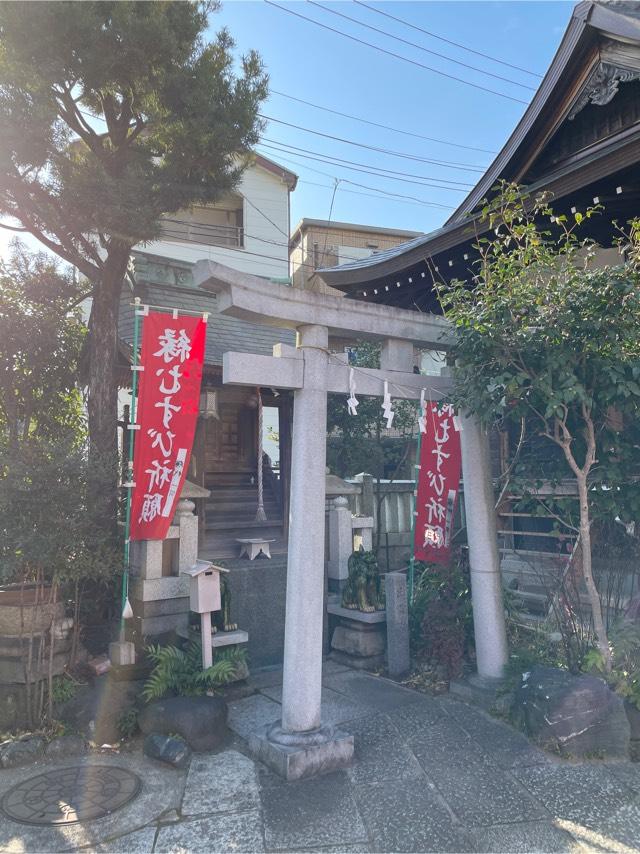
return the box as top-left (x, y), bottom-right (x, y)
top-left (414, 403), bottom-right (462, 564)
top-left (130, 312), bottom-right (206, 541)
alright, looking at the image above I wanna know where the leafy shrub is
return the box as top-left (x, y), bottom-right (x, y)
top-left (410, 551), bottom-right (473, 679)
top-left (142, 641), bottom-right (246, 702)
top-left (116, 708), bottom-right (139, 740)
top-left (50, 675), bottom-right (77, 706)
top-left (583, 620), bottom-right (640, 709)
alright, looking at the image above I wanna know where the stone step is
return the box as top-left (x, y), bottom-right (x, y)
top-left (202, 533), bottom-right (287, 561)
top-left (205, 473), bottom-right (257, 487)
top-left (206, 499), bottom-right (279, 513)
top-left (206, 518), bottom-right (283, 532)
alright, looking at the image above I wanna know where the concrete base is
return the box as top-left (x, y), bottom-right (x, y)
top-left (248, 721), bottom-right (354, 781)
top-left (331, 623), bottom-right (385, 658)
top-left (328, 604), bottom-right (387, 672)
top-left (449, 673), bottom-right (505, 711)
top-left (329, 649), bottom-right (385, 671)
top-left (109, 641), bottom-right (136, 666)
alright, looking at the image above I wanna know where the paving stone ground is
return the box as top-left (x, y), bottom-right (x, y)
top-left (1, 661), bottom-right (639, 853)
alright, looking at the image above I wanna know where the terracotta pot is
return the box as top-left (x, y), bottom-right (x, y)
top-left (0, 584), bottom-right (64, 636)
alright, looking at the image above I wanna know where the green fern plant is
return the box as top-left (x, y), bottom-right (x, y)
top-left (142, 641), bottom-right (246, 702)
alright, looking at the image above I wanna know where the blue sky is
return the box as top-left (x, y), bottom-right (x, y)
top-left (1, 1), bottom-right (576, 259)
top-left (215, 0), bottom-right (574, 234)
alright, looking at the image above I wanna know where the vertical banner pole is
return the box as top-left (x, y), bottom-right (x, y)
top-left (255, 387), bottom-right (267, 522)
top-left (408, 427), bottom-right (423, 604)
top-left (121, 299), bottom-right (141, 637)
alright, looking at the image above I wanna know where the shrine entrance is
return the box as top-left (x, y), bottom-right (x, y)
top-left (196, 384), bottom-right (290, 560)
top-left (193, 259), bottom-right (509, 780)
top-left (204, 387), bottom-right (256, 480)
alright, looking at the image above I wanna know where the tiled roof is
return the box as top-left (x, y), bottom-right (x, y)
top-left (118, 277), bottom-right (295, 368)
top-left (317, 227), bottom-right (449, 274)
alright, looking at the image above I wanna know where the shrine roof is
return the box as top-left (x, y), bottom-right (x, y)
top-left (318, 0), bottom-right (640, 292)
top-left (118, 254), bottom-right (295, 368)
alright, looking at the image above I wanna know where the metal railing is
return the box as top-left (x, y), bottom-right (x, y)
top-left (160, 217), bottom-right (244, 249)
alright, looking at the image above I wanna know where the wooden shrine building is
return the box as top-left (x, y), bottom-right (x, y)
top-left (319, 2), bottom-right (640, 308)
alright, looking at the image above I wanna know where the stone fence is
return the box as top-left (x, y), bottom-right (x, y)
top-left (347, 474), bottom-right (416, 572)
top-left (325, 473), bottom-right (417, 582)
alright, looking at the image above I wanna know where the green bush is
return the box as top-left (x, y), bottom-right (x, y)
top-left (583, 620), bottom-right (640, 709)
top-left (142, 641), bottom-right (246, 702)
top-left (49, 675), bottom-right (77, 706)
top-left (410, 551), bottom-right (473, 679)
top-left (116, 708), bottom-right (139, 740)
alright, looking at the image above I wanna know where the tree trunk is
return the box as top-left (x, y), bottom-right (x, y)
top-left (86, 248), bottom-right (130, 535)
top-left (576, 473), bottom-right (612, 671)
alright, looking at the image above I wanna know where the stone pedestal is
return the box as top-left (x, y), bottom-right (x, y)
top-left (109, 641), bottom-right (136, 667)
top-left (248, 723), bottom-right (354, 781)
top-left (129, 480), bottom-right (210, 640)
top-left (385, 572), bottom-right (410, 678)
top-left (328, 601), bottom-right (386, 671)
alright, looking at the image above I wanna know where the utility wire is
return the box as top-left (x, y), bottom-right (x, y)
top-left (260, 139), bottom-right (473, 190)
top-left (157, 226), bottom-right (312, 271)
top-left (162, 217), bottom-right (373, 264)
top-left (264, 0), bottom-right (529, 105)
top-left (298, 178), bottom-right (454, 210)
top-left (269, 89), bottom-right (498, 154)
top-left (354, 1), bottom-right (543, 79)
top-left (260, 114), bottom-right (486, 172)
top-left (309, 1), bottom-right (536, 91)
top-left (242, 194), bottom-right (290, 239)
top-left (257, 147), bottom-right (455, 209)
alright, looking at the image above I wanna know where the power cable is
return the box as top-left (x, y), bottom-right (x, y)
top-left (162, 217), bottom-right (370, 264)
top-left (264, 0), bottom-right (529, 105)
top-left (298, 178), bottom-right (454, 210)
top-left (259, 114), bottom-right (486, 172)
top-left (242, 194), bottom-right (290, 239)
top-left (309, 1), bottom-right (536, 91)
top-left (297, 178), bottom-right (447, 208)
top-left (260, 139), bottom-right (473, 190)
top-left (269, 89), bottom-right (498, 154)
top-left (257, 147), bottom-right (455, 209)
top-left (157, 226), bottom-right (310, 271)
top-left (354, 1), bottom-right (542, 79)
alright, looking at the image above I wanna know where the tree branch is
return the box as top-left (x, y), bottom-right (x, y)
top-left (0, 221), bottom-right (29, 233)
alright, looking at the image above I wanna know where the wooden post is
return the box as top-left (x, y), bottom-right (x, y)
top-left (201, 611), bottom-right (213, 670)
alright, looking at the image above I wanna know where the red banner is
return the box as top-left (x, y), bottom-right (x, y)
top-left (414, 403), bottom-right (462, 564)
top-left (130, 312), bottom-right (206, 541)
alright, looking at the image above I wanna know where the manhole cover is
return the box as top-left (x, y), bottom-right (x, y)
top-left (1, 765), bottom-right (141, 826)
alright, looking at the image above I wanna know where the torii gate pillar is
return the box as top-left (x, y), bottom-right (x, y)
top-left (280, 324), bottom-right (329, 733)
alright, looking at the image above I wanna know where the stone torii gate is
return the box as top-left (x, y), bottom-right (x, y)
top-left (194, 260), bottom-right (508, 779)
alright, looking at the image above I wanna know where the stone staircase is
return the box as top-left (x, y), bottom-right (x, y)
top-left (202, 471), bottom-right (286, 560)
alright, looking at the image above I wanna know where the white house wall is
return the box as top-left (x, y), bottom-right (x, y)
top-left (139, 164), bottom-right (290, 279)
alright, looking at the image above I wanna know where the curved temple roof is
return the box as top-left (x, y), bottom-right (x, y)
top-left (318, 0), bottom-right (640, 291)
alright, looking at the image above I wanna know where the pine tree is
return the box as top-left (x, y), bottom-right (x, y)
top-left (0, 1), bottom-right (268, 527)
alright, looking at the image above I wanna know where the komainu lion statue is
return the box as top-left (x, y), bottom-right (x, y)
top-left (341, 547), bottom-right (385, 613)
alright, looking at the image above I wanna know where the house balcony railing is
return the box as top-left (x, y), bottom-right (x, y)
top-left (160, 217), bottom-right (244, 249)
